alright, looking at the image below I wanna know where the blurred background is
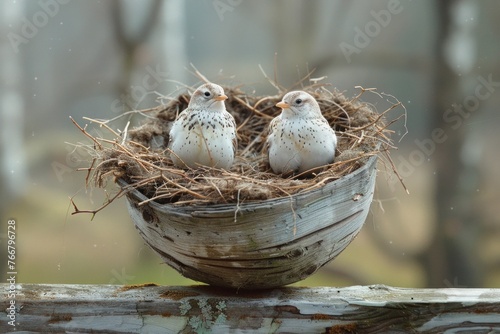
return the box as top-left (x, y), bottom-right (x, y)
top-left (1, 0), bottom-right (499, 288)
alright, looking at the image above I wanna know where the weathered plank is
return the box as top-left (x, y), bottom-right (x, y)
top-left (2, 284), bottom-right (500, 333)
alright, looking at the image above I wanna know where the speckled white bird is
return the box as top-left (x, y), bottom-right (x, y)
top-left (168, 83), bottom-right (237, 169)
top-left (267, 91), bottom-right (337, 175)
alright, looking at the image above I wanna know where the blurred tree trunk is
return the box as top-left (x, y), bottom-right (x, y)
top-left (161, 0), bottom-right (187, 85)
top-left (270, 0), bottom-right (323, 87)
top-left (421, 0), bottom-right (482, 287)
top-left (0, 2), bottom-right (27, 198)
top-left (111, 0), bottom-right (163, 112)
top-left (0, 1), bottom-right (28, 280)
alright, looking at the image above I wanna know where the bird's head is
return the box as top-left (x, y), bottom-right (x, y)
top-left (276, 91), bottom-right (321, 118)
top-left (189, 83), bottom-right (228, 111)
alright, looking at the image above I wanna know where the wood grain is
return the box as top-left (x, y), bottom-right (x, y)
top-left (2, 284), bottom-right (500, 333)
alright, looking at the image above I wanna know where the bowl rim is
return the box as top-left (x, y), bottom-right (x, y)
top-left (118, 153), bottom-right (378, 212)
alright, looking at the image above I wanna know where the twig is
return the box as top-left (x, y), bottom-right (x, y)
top-left (291, 67), bottom-right (316, 91)
top-left (355, 86), bottom-right (408, 142)
top-left (70, 117), bottom-right (103, 150)
top-left (70, 189), bottom-right (126, 220)
top-left (120, 121), bottom-right (130, 145)
top-left (326, 98), bottom-right (352, 126)
top-left (310, 76), bottom-right (328, 84)
top-left (240, 133), bottom-right (264, 157)
top-left (189, 63), bottom-right (210, 83)
top-left (84, 158), bottom-right (96, 187)
top-left (161, 174), bottom-right (208, 199)
top-left (258, 64), bottom-right (282, 93)
top-left (383, 150), bottom-right (409, 195)
top-left (233, 95), bottom-right (273, 119)
top-left (83, 117), bottom-right (121, 137)
top-left (234, 189), bottom-right (241, 223)
top-left (253, 95), bottom-right (280, 111)
top-left (352, 86), bottom-right (378, 101)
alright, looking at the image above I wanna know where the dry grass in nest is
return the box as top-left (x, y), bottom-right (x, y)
top-left (71, 82), bottom-right (406, 214)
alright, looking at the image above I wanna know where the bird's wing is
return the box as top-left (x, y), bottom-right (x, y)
top-left (264, 115), bottom-right (281, 154)
top-left (324, 118), bottom-right (338, 148)
top-left (268, 116), bottom-right (280, 139)
top-left (168, 109), bottom-right (189, 148)
top-left (226, 112), bottom-right (238, 154)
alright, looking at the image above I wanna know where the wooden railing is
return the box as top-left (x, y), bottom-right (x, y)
top-left (2, 283), bottom-right (500, 333)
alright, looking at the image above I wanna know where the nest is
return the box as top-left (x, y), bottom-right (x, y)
top-left (73, 83), bottom-right (402, 209)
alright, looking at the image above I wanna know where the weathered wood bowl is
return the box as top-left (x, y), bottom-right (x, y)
top-left (121, 154), bottom-right (377, 289)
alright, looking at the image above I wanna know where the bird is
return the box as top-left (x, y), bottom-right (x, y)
top-left (267, 91), bottom-right (337, 175)
top-left (168, 83), bottom-right (237, 170)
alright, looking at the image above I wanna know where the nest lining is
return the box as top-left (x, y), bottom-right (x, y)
top-left (81, 84), bottom-right (396, 207)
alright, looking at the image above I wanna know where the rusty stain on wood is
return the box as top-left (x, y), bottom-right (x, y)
top-left (47, 313), bottom-right (72, 324)
top-left (2, 283), bottom-right (500, 333)
top-left (117, 282), bottom-right (159, 292)
top-left (275, 305), bottom-right (301, 315)
top-left (326, 323), bottom-right (358, 334)
top-left (312, 313), bottom-right (333, 320)
top-left (160, 289), bottom-right (200, 300)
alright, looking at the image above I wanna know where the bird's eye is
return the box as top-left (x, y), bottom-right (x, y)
top-left (295, 98), bottom-right (303, 105)
top-left (204, 91), bottom-right (211, 97)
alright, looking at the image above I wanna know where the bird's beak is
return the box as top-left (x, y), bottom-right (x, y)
top-left (276, 101), bottom-right (290, 109)
top-left (214, 94), bottom-right (228, 101)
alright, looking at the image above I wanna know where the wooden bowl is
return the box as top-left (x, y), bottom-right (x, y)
top-left (121, 154), bottom-right (378, 289)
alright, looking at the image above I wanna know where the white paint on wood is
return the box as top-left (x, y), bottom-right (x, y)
top-left (2, 284), bottom-right (500, 333)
